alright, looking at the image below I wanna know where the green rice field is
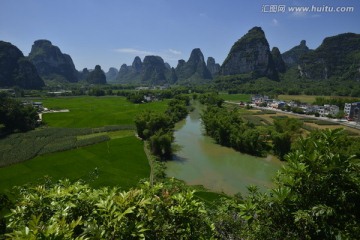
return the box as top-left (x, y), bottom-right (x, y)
top-left (0, 96), bottom-right (166, 193)
top-left (41, 96), bottom-right (168, 128)
top-left (0, 136), bottom-right (149, 193)
top-left (219, 93), bottom-right (251, 102)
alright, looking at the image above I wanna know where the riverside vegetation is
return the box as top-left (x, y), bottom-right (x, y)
top-left (0, 92), bottom-right (359, 239)
top-left (1, 128), bottom-right (359, 239)
top-left (201, 95), bottom-right (303, 159)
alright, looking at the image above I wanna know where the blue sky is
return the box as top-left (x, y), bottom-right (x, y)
top-left (1, 0), bottom-right (359, 71)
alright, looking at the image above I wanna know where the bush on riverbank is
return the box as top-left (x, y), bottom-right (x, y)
top-left (135, 94), bottom-right (190, 159)
top-left (201, 105), bottom-right (303, 159)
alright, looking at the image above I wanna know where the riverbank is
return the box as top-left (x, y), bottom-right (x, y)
top-left (166, 102), bottom-right (282, 195)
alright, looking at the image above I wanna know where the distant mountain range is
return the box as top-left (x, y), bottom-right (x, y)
top-left (115, 48), bottom-right (217, 85)
top-left (0, 27), bottom-right (359, 89)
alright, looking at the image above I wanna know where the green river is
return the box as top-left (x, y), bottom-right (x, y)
top-left (166, 104), bottom-right (282, 195)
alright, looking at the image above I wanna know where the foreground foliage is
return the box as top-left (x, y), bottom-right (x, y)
top-left (1, 129), bottom-right (359, 239)
top-left (5, 180), bottom-right (215, 239)
top-left (234, 129), bottom-right (360, 239)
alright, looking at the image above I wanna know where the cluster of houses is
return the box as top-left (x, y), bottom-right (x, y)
top-left (22, 101), bottom-right (46, 112)
top-left (135, 85), bottom-right (170, 91)
top-left (251, 95), bottom-right (360, 121)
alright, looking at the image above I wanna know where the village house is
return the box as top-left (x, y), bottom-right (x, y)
top-left (317, 104), bottom-right (340, 117)
top-left (251, 95), bottom-right (269, 106)
top-left (271, 101), bottom-right (286, 109)
top-left (344, 102), bottom-right (360, 121)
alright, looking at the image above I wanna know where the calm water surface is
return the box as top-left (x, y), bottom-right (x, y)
top-left (166, 103), bottom-right (282, 195)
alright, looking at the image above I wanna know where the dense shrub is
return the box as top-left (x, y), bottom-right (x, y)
top-left (202, 106), bottom-right (268, 156)
top-left (0, 94), bottom-right (39, 132)
top-left (5, 180), bottom-right (215, 239)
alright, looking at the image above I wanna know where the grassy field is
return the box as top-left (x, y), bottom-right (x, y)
top-left (277, 95), bottom-right (329, 104)
top-left (41, 96), bottom-right (168, 128)
top-left (250, 111), bottom-right (360, 135)
top-left (0, 126), bottom-right (136, 167)
top-left (219, 93), bottom-right (251, 102)
top-left (0, 96), bottom-right (165, 194)
top-left (0, 136), bottom-right (149, 194)
top-left (278, 94), bottom-right (360, 104)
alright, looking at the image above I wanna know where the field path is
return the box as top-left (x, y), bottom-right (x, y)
top-left (143, 142), bottom-right (154, 186)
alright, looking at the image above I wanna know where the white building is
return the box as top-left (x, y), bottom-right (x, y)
top-left (317, 105), bottom-right (339, 117)
top-left (344, 102), bottom-right (360, 121)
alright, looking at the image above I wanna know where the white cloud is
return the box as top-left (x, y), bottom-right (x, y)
top-left (272, 18), bottom-right (279, 26)
top-left (291, 11), bottom-right (321, 19)
top-left (292, 11), bottom-right (307, 17)
top-left (168, 49), bottom-right (182, 55)
top-left (199, 13), bottom-right (207, 18)
top-left (114, 48), bottom-right (154, 56)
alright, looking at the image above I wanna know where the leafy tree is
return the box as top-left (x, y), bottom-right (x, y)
top-left (0, 193), bottom-right (11, 235)
top-left (134, 95), bottom-right (189, 159)
top-left (174, 94), bottom-right (190, 106)
top-left (202, 106), bottom-right (267, 156)
top-left (272, 118), bottom-right (303, 160)
top-left (273, 117), bottom-right (302, 134)
top-left (88, 87), bottom-right (105, 96)
top-left (166, 99), bottom-right (189, 123)
top-left (134, 111), bottom-right (173, 140)
top-left (149, 131), bottom-right (174, 159)
top-left (0, 94), bottom-right (39, 132)
top-left (199, 93), bottom-right (224, 107)
top-left (5, 180), bottom-right (215, 239)
top-left (127, 92), bottom-right (146, 103)
top-left (272, 132), bottom-right (292, 160)
top-left (238, 129), bottom-right (360, 239)
top-left (335, 110), bottom-right (346, 119)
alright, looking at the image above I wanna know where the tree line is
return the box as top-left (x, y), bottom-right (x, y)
top-left (134, 94), bottom-right (190, 159)
top-left (214, 74), bottom-right (360, 98)
top-left (201, 104), bottom-right (303, 159)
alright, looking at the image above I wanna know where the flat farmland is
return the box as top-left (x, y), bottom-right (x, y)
top-left (277, 95), bottom-right (329, 104)
top-left (41, 96), bottom-right (168, 128)
top-left (219, 93), bottom-right (251, 102)
top-left (0, 136), bottom-right (149, 193)
top-left (0, 96), bottom-right (166, 193)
